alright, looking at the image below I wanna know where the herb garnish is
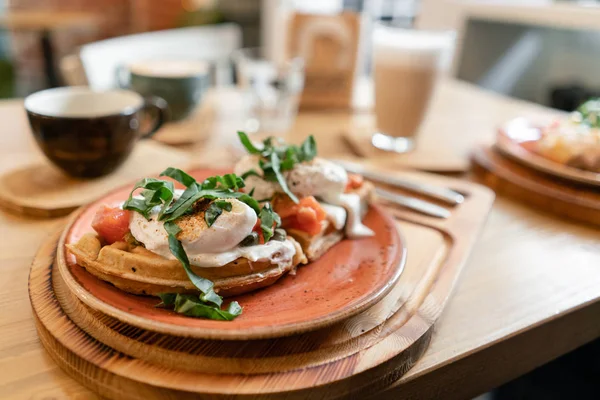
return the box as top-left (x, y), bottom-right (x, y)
top-left (205, 200), bottom-right (233, 227)
top-left (259, 203), bottom-right (281, 242)
top-left (122, 167), bottom-right (283, 321)
top-left (158, 293), bottom-right (242, 321)
top-left (574, 98), bottom-right (600, 128)
top-left (237, 132), bottom-right (317, 204)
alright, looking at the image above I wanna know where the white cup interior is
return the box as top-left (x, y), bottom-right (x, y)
top-left (24, 87), bottom-right (144, 118)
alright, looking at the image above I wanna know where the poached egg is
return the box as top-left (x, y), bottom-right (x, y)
top-left (129, 194), bottom-right (296, 268)
top-left (234, 155), bottom-right (374, 238)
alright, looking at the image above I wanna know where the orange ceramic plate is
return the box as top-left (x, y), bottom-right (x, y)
top-left (57, 168), bottom-right (406, 340)
top-left (496, 117), bottom-right (600, 187)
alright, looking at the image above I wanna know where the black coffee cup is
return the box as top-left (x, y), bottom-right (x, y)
top-left (117, 60), bottom-right (210, 121)
top-left (25, 87), bottom-right (168, 178)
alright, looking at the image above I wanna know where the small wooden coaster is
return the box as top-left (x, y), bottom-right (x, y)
top-left (0, 141), bottom-right (190, 218)
top-left (342, 128), bottom-right (469, 173)
top-left (472, 146), bottom-right (600, 227)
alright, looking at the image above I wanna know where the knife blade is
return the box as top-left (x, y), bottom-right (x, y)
top-left (375, 188), bottom-right (451, 219)
top-left (333, 159), bottom-right (464, 205)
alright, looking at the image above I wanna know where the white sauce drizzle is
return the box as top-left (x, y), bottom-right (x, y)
top-left (234, 155), bottom-right (374, 239)
top-left (320, 203), bottom-right (346, 230)
top-left (128, 192), bottom-right (296, 268)
top-left (187, 239), bottom-right (297, 268)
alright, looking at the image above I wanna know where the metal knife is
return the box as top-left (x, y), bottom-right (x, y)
top-left (375, 188), bottom-right (451, 219)
top-left (333, 159), bottom-right (464, 205)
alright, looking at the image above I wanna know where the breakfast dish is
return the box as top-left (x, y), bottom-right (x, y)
top-left (234, 132), bottom-right (375, 261)
top-left (65, 134), bottom-right (385, 322)
top-left (496, 114), bottom-right (600, 186)
top-left (67, 168), bottom-right (306, 320)
top-left (522, 115), bottom-right (600, 173)
top-left (497, 106), bottom-right (600, 186)
top-left (60, 166), bottom-right (403, 336)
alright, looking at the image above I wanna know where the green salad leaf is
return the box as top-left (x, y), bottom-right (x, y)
top-left (269, 152), bottom-right (298, 203)
top-left (158, 293), bottom-right (241, 320)
top-left (160, 167), bottom-right (197, 187)
top-left (575, 98), bottom-right (600, 128)
top-left (205, 200), bottom-right (233, 227)
top-left (122, 178), bottom-right (175, 219)
top-left (163, 221), bottom-right (222, 307)
top-left (259, 203), bottom-right (281, 242)
top-left (236, 131), bottom-right (318, 204)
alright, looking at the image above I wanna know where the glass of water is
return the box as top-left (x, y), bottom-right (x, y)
top-left (233, 47), bottom-right (304, 134)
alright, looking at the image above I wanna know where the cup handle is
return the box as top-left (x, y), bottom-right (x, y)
top-left (139, 96), bottom-right (169, 139)
top-left (115, 65), bottom-right (129, 89)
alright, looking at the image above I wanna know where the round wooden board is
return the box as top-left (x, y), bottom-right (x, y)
top-left (29, 172), bottom-right (495, 399)
top-left (472, 146), bottom-right (600, 227)
top-left (31, 230), bottom-right (433, 399)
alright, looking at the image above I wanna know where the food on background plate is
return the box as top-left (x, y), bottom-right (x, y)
top-left (521, 99), bottom-right (600, 173)
top-left (67, 168), bottom-right (306, 321)
top-left (234, 132), bottom-right (375, 261)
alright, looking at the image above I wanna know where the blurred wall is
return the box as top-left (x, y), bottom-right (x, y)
top-left (458, 21), bottom-right (600, 109)
top-left (8, 0), bottom-right (185, 94)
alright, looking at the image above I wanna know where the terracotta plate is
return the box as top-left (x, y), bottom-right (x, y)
top-left (57, 168), bottom-right (405, 340)
top-left (496, 117), bottom-right (600, 187)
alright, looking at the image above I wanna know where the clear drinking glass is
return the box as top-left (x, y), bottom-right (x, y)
top-left (371, 23), bottom-right (455, 153)
top-left (233, 47), bottom-right (304, 134)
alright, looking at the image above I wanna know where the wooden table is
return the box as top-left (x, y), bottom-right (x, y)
top-left (1, 80), bottom-right (599, 399)
top-left (0, 11), bottom-right (99, 88)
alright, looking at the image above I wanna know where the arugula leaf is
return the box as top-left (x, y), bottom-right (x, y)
top-left (156, 293), bottom-right (241, 320)
top-left (161, 189), bottom-right (259, 222)
top-left (164, 221), bottom-right (220, 307)
top-left (202, 174), bottom-right (244, 191)
top-left (235, 193), bottom-right (261, 214)
top-left (123, 178), bottom-right (175, 219)
top-left (576, 98), bottom-right (600, 128)
top-left (300, 135), bottom-right (317, 162)
top-left (236, 134), bottom-right (318, 204)
top-left (270, 152), bottom-right (298, 203)
top-left (281, 147), bottom-right (298, 170)
top-left (204, 200), bottom-right (233, 227)
top-left (237, 131), bottom-right (261, 154)
top-left (122, 197), bottom-right (153, 218)
top-left (241, 169), bottom-right (261, 180)
top-left (259, 203), bottom-right (281, 242)
top-left (173, 294), bottom-right (242, 320)
top-left (157, 293), bottom-right (177, 307)
top-left (160, 167), bottom-right (197, 187)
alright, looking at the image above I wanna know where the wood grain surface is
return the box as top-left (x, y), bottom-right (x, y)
top-left (2, 81), bottom-right (600, 399)
top-left (472, 146), bottom-right (600, 227)
top-left (0, 141), bottom-right (190, 218)
top-left (29, 173), bottom-right (493, 398)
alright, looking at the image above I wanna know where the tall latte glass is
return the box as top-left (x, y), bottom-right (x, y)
top-left (372, 24), bottom-right (454, 153)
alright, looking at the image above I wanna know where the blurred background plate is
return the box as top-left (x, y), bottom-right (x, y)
top-left (496, 117), bottom-right (600, 187)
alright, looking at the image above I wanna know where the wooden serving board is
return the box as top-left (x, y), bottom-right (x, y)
top-left (472, 146), bottom-right (600, 227)
top-left (29, 173), bottom-right (494, 399)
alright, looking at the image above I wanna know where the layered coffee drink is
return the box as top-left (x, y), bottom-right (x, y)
top-left (372, 25), bottom-right (454, 152)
